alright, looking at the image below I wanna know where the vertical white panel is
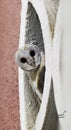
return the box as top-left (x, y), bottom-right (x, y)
top-left (19, 0), bottom-right (28, 48)
top-left (18, 0), bottom-right (28, 130)
top-left (52, 0), bottom-right (64, 119)
top-left (59, 0), bottom-right (71, 129)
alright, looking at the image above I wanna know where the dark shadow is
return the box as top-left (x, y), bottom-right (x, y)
top-left (42, 80), bottom-right (59, 130)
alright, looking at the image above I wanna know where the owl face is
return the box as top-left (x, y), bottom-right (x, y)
top-left (15, 44), bottom-right (41, 71)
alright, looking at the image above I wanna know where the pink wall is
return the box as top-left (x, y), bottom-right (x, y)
top-left (0, 1), bottom-right (21, 130)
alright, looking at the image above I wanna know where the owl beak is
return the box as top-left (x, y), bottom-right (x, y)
top-left (31, 61), bottom-right (35, 66)
top-left (28, 60), bottom-right (35, 67)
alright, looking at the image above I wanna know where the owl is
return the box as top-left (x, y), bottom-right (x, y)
top-left (15, 44), bottom-right (45, 101)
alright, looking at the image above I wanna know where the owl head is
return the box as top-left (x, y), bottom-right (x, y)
top-left (15, 44), bottom-right (41, 71)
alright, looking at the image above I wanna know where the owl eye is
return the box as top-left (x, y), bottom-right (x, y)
top-left (20, 57), bottom-right (27, 63)
top-left (30, 50), bottom-right (35, 57)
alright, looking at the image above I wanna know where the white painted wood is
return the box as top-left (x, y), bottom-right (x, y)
top-left (58, 0), bottom-right (71, 129)
top-left (18, 0), bottom-right (28, 130)
top-left (18, 0), bottom-right (71, 130)
top-left (19, 0), bottom-right (28, 49)
top-left (52, 0), bottom-right (64, 119)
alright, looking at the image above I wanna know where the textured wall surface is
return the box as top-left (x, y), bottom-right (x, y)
top-left (0, 0), bottom-right (21, 130)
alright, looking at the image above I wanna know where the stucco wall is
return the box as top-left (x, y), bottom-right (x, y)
top-left (0, 1), bottom-right (21, 130)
